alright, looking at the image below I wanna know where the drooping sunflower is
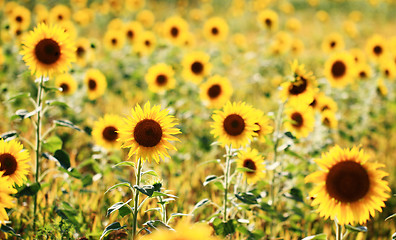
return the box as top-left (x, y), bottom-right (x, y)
top-left (103, 29), bottom-right (126, 51)
top-left (0, 139), bottom-right (30, 186)
top-left (252, 108), bottom-right (273, 142)
top-left (92, 114), bottom-right (123, 150)
top-left (211, 102), bottom-right (259, 148)
top-left (49, 4), bottom-right (71, 24)
top-left (199, 75), bottom-right (233, 109)
top-left (321, 32), bottom-right (345, 53)
top-left (0, 176), bottom-right (17, 225)
top-left (324, 52), bottom-right (356, 88)
top-left (284, 102), bottom-right (315, 139)
top-left (118, 102), bottom-right (181, 163)
top-left (163, 16), bottom-right (189, 45)
top-left (145, 63), bottom-right (175, 93)
top-left (55, 73), bottom-right (77, 96)
top-left (182, 51), bottom-right (212, 84)
top-left (203, 17), bottom-right (229, 42)
top-left (365, 34), bottom-right (387, 61)
top-left (133, 31), bottom-right (156, 56)
top-left (305, 146), bottom-right (390, 225)
top-left (321, 110), bottom-right (338, 129)
top-left (280, 60), bottom-right (316, 104)
top-left (257, 9), bottom-right (278, 31)
top-left (237, 148), bottom-right (266, 184)
top-left (9, 5), bottom-right (31, 31)
top-left (84, 68), bottom-right (107, 100)
top-left (124, 21), bottom-right (143, 44)
top-left (20, 23), bottom-right (75, 77)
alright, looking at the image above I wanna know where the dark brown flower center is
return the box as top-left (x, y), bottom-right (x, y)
top-left (265, 18), bottom-right (272, 27)
top-left (373, 45), bottom-right (382, 55)
top-left (156, 74), bottom-right (167, 86)
top-left (0, 153), bottom-right (17, 176)
top-left (254, 123), bottom-right (261, 134)
top-left (243, 159), bottom-right (256, 174)
top-left (88, 79), bottom-right (97, 90)
top-left (191, 61), bottom-right (204, 74)
top-left (58, 14), bottom-right (63, 20)
top-left (111, 38), bottom-right (117, 45)
top-left (309, 98), bottom-right (317, 108)
top-left (323, 117), bottom-right (330, 127)
top-left (76, 46), bottom-right (85, 58)
top-left (288, 77), bottom-right (307, 95)
top-left (127, 30), bottom-right (134, 39)
top-left (144, 40), bottom-right (151, 46)
top-left (326, 160), bottom-right (370, 203)
top-left (385, 69), bottom-right (389, 77)
top-left (102, 126), bottom-right (118, 142)
top-left (34, 38), bottom-right (61, 65)
top-left (211, 27), bottom-right (219, 35)
top-left (207, 84), bottom-right (221, 99)
top-left (134, 119), bottom-right (163, 147)
top-left (60, 83), bottom-right (70, 93)
top-left (331, 61), bottom-right (346, 78)
top-left (330, 41), bottom-right (336, 48)
top-left (170, 27), bottom-right (179, 37)
top-left (359, 71), bottom-right (367, 78)
top-left (291, 112), bottom-right (303, 128)
top-left (16, 16), bottom-right (23, 22)
top-left (223, 114), bottom-right (245, 136)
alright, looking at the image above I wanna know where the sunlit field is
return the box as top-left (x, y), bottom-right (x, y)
top-left (0, 0), bottom-right (395, 239)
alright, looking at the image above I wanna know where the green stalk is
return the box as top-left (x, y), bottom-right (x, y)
top-left (335, 220), bottom-right (343, 240)
top-left (33, 76), bottom-right (44, 233)
top-left (223, 144), bottom-right (232, 222)
top-left (132, 158), bottom-right (142, 239)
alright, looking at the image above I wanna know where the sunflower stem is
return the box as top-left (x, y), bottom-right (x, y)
top-left (223, 144), bottom-right (232, 222)
top-left (33, 76), bottom-right (44, 234)
top-left (335, 220), bottom-right (343, 240)
top-left (132, 158), bottom-right (142, 239)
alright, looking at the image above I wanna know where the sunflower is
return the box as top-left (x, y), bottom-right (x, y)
top-left (9, 5), bottom-right (31, 31)
top-left (141, 221), bottom-right (220, 240)
top-left (145, 63), bottom-right (175, 93)
top-left (75, 37), bottom-right (91, 67)
top-left (305, 146), bottom-right (390, 225)
top-left (20, 23), bottom-right (76, 77)
top-left (284, 103), bottom-right (315, 139)
top-left (317, 95), bottom-right (338, 113)
top-left (180, 32), bottom-right (196, 48)
top-left (377, 78), bottom-right (388, 96)
top-left (133, 31), bottom-right (156, 56)
top-left (0, 176), bottom-right (17, 225)
top-left (252, 108), bottom-right (273, 142)
top-left (124, 21), bottom-right (143, 44)
top-left (34, 4), bottom-right (49, 24)
top-left (137, 10), bottom-right (155, 28)
top-left (59, 20), bottom-right (77, 40)
top-left (349, 48), bottom-right (366, 64)
top-left (321, 110), bottom-right (338, 129)
top-left (49, 5), bottom-right (71, 24)
top-left (203, 17), bottom-right (229, 42)
top-left (257, 9), bottom-right (278, 31)
top-left (73, 8), bottom-right (94, 26)
top-left (103, 29), bottom-right (126, 51)
top-left (163, 16), bottom-right (189, 45)
top-left (280, 60), bottom-right (316, 104)
top-left (199, 75), bottom-right (233, 109)
top-left (286, 18), bottom-right (301, 33)
top-left (237, 148), bottom-right (265, 184)
top-left (84, 68), bottom-right (107, 100)
top-left (356, 63), bottom-right (372, 80)
top-left (324, 52), bottom-right (355, 88)
top-left (55, 73), bottom-right (77, 96)
top-left (118, 102), bottom-right (181, 163)
top-left (182, 51), bottom-right (212, 84)
top-left (211, 102), bottom-right (258, 148)
top-left (290, 38), bottom-right (304, 56)
top-left (232, 33), bottom-right (247, 50)
top-left (107, 18), bottom-right (125, 31)
top-left (379, 59), bottom-right (396, 80)
top-left (366, 34), bottom-right (387, 61)
top-left (92, 114), bottom-right (123, 150)
top-left (125, 0), bottom-right (146, 11)
top-left (321, 32), bottom-right (345, 53)
top-left (0, 139), bottom-right (30, 186)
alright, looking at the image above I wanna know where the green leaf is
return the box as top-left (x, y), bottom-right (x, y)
top-left (81, 174), bottom-right (93, 187)
top-left (235, 192), bottom-right (258, 205)
top-left (15, 183), bottom-right (41, 197)
top-left (302, 234), bottom-right (327, 240)
top-left (152, 192), bottom-right (177, 198)
top-left (385, 213), bottom-right (396, 221)
top-left (14, 108), bottom-right (40, 119)
top-left (212, 218), bottom-right (236, 236)
top-left (42, 136), bottom-right (63, 153)
top-left (46, 100), bottom-right (69, 109)
top-left (143, 220), bottom-right (173, 230)
top-left (55, 201), bottom-right (79, 227)
top-left (113, 161), bottom-right (135, 168)
top-left (105, 182), bottom-right (132, 194)
top-left (54, 150), bottom-right (71, 169)
top-left (100, 222), bottom-right (126, 240)
top-left (142, 170), bottom-right (158, 177)
top-left (284, 131), bottom-right (296, 139)
top-left (345, 225), bottom-right (367, 232)
top-left (283, 188), bottom-right (304, 202)
top-left (192, 199), bottom-right (211, 212)
top-left (203, 175), bottom-right (218, 186)
top-left (5, 92), bottom-right (30, 102)
top-left (0, 225), bottom-right (20, 237)
top-left (0, 131), bottom-right (18, 140)
top-left (134, 185), bottom-right (156, 197)
top-left (213, 181), bottom-right (225, 190)
top-left (260, 202), bottom-right (275, 213)
top-left (107, 199), bottom-right (132, 217)
top-left (61, 167), bottom-right (82, 179)
top-left (54, 119), bottom-right (82, 132)
top-left (236, 167), bottom-right (255, 173)
top-left (284, 148), bottom-right (305, 160)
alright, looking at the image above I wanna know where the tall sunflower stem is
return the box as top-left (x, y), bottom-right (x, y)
top-left (223, 144), bottom-right (232, 222)
top-left (132, 158), bottom-right (142, 239)
top-left (33, 76), bottom-right (44, 233)
top-left (335, 221), bottom-right (343, 240)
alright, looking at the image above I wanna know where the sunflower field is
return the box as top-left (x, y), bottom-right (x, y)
top-left (0, 0), bottom-right (395, 239)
